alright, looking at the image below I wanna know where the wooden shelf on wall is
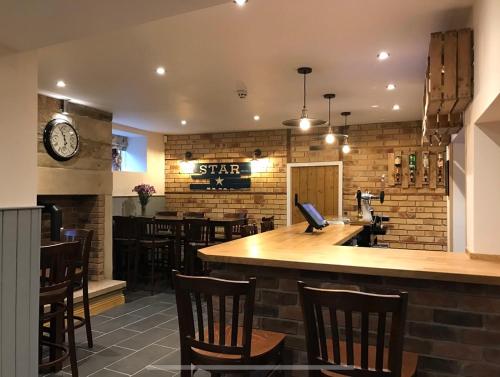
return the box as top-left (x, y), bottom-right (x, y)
top-left (422, 28), bottom-right (473, 146)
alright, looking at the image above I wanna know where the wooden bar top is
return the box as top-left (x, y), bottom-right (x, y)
top-left (199, 222), bottom-right (500, 286)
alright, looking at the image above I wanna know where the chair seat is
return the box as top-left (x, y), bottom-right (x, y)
top-left (322, 340), bottom-right (418, 377)
top-left (139, 239), bottom-right (172, 247)
top-left (192, 326), bottom-right (285, 362)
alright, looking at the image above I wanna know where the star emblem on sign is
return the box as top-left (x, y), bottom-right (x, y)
top-left (215, 176), bottom-right (224, 186)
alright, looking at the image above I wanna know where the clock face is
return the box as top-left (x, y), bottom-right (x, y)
top-left (43, 119), bottom-right (80, 161)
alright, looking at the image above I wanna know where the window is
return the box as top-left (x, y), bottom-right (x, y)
top-left (112, 130), bottom-right (147, 172)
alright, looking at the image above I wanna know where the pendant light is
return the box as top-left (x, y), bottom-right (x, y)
top-left (341, 111), bottom-right (351, 153)
top-left (282, 67), bottom-right (326, 130)
top-left (323, 93), bottom-right (337, 144)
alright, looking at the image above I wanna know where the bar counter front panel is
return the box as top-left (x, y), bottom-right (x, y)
top-left (199, 223), bottom-right (500, 377)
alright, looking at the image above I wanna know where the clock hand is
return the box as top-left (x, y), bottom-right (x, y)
top-left (61, 129), bottom-right (68, 145)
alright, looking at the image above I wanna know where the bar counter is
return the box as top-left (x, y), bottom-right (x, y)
top-left (199, 223), bottom-right (500, 376)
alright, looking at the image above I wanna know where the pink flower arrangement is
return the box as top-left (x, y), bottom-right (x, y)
top-left (133, 184), bottom-right (156, 208)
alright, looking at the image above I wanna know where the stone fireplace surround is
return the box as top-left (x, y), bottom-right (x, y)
top-left (39, 194), bottom-right (105, 281)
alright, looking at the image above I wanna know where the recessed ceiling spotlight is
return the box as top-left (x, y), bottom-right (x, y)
top-left (392, 104), bottom-right (400, 111)
top-left (377, 51), bottom-right (390, 60)
top-left (181, 120), bottom-right (187, 125)
top-left (386, 83), bottom-right (396, 91)
top-left (371, 105), bottom-right (379, 108)
top-left (233, 0), bottom-right (248, 6)
top-left (156, 67), bottom-right (166, 75)
top-left (253, 115), bottom-right (260, 121)
top-left (56, 80), bottom-right (66, 88)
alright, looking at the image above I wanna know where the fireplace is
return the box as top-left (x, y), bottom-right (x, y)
top-left (38, 194), bottom-right (105, 281)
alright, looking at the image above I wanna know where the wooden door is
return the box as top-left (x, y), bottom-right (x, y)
top-left (290, 165), bottom-right (340, 224)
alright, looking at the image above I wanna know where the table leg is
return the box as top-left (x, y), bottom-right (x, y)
top-left (224, 224), bottom-right (233, 241)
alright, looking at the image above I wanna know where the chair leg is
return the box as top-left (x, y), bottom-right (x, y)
top-left (82, 279), bottom-right (93, 348)
top-left (66, 294), bottom-right (79, 377)
top-left (151, 248), bottom-right (156, 295)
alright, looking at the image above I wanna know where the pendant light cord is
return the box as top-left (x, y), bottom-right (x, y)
top-left (303, 73), bottom-right (307, 110)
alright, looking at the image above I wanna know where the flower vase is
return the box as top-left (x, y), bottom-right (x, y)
top-left (141, 205), bottom-right (147, 217)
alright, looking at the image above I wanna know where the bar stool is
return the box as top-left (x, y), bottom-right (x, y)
top-left (183, 218), bottom-right (213, 275)
top-left (60, 228), bottom-right (94, 348)
top-left (112, 216), bottom-right (140, 286)
top-left (173, 271), bottom-right (285, 377)
top-left (39, 242), bottom-right (81, 377)
top-left (223, 212), bottom-right (248, 237)
top-left (261, 216), bottom-right (275, 232)
top-left (298, 282), bottom-right (418, 377)
top-left (240, 223), bottom-right (258, 237)
top-left (138, 218), bottom-right (175, 293)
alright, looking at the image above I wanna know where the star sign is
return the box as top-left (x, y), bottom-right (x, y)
top-left (215, 176), bottom-right (224, 186)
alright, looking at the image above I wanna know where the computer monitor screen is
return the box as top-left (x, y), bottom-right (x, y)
top-left (299, 202), bottom-right (327, 229)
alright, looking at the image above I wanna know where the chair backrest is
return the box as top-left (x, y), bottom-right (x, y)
top-left (261, 216), bottom-right (275, 232)
top-left (184, 212), bottom-right (206, 218)
top-left (173, 271), bottom-right (256, 364)
top-left (156, 210), bottom-right (178, 217)
top-left (113, 216), bottom-right (140, 240)
top-left (240, 224), bottom-right (258, 238)
top-left (184, 218), bottom-right (211, 246)
top-left (298, 282), bottom-right (408, 377)
top-left (60, 228), bottom-right (94, 280)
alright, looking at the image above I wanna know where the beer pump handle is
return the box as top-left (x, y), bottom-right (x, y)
top-left (356, 190), bottom-right (362, 214)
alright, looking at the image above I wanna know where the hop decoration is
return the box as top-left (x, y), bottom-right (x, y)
top-left (132, 184), bottom-right (156, 208)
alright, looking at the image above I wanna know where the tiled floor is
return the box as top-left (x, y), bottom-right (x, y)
top-left (42, 291), bottom-right (196, 377)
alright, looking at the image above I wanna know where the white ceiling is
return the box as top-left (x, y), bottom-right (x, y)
top-left (0, 0), bottom-right (229, 51)
top-left (37, 0), bottom-right (473, 134)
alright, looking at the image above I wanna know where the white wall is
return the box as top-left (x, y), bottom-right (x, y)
top-left (464, 0), bottom-right (500, 254)
top-left (112, 123), bottom-right (165, 197)
top-left (0, 51), bottom-right (38, 207)
top-left (449, 129), bottom-right (466, 252)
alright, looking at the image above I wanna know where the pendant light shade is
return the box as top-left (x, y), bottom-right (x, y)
top-left (282, 67), bottom-right (326, 130)
top-left (323, 93), bottom-right (337, 144)
top-left (341, 111), bottom-right (351, 153)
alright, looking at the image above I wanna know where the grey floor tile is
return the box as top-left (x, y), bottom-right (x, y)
top-left (125, 314), bottom-right (172, 332)
top-left (63, 345), bottom-right (133, 376)
top-left (134, 367), bottom-right (177, 376)
top-left (101, 300), bottom-right (150, 318)
top-left (75, 328), bottom-right (104, 346)
top-left (157, 318), bottom-right (179, 331)
top-left (154, 331), bottom-right (180, 349)
top-left (106, 344), bottom-right (174, 375)
top-left (85, 369), bottom-right (126, 377)
top-left (93, 313), bottom-right (143, 333)
top-left (117, 327), bottom-right (175, 350)
top-left (152, 349), bottom-right (180, 368)
top-left (132, 303), bottom-right (176, 318)
top-left (91, 328), bottom-right (139, 349)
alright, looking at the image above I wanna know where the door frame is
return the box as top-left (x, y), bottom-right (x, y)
top-left (286, 161), bottom-right (343, 226)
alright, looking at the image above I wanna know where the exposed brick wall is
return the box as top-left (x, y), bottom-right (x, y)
top-left (212, 264), bottom-right (500, 377)
top-left (164, 130), bottom-right (288, 227)
top-left (39, 194), bottom-right (105, 281)
top-left (165, 121), bottom-right (447, 251)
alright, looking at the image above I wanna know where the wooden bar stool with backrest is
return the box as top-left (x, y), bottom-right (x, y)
top-left (39, 242), bottom-right (81, 377)
top-left (112, 216), bottom-right (140, 287)
top-left (183, 217), bottom-right (213, 275)
top-left (261, 216), bottom-right (275, 233)
top-left (240, 223), bottom-right (258, 238)
top-left (60, 228), bottom-right (94, 348)
top-left (138, 218), bottom-right (175, 293)
top-left (298, 282), bottom-right (418, 377)
top-left (223, 212), bottom-right (248, 237)
top-left (173, 271), bottom-right (286, 377)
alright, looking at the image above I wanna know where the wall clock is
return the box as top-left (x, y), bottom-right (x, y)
top-left (43, 118), bottom-right (80, 161)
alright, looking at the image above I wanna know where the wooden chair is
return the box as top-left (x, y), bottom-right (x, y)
top-left (223, 212), bottom-right (248, 237)
top-left (184, 211), bottom-right (206, 218)
top-left (298, 282), bottom-right (418, 377)
top-left (112, 216), bottom-right (140, 286)
top-left (138, 218), bottom-right (175, 293)
top-left (240, 224), bottom-right (258, 238)
top-left (183, 218), bottom-right (212, 275)
top-left (261, 216), bottom-right (275, 233)
top-left (39, 242), bottom-right (81, 377)
top-left (60, 228), bottom-right (94, 348)
top-left (173, 271), bottom-right (285, 377)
